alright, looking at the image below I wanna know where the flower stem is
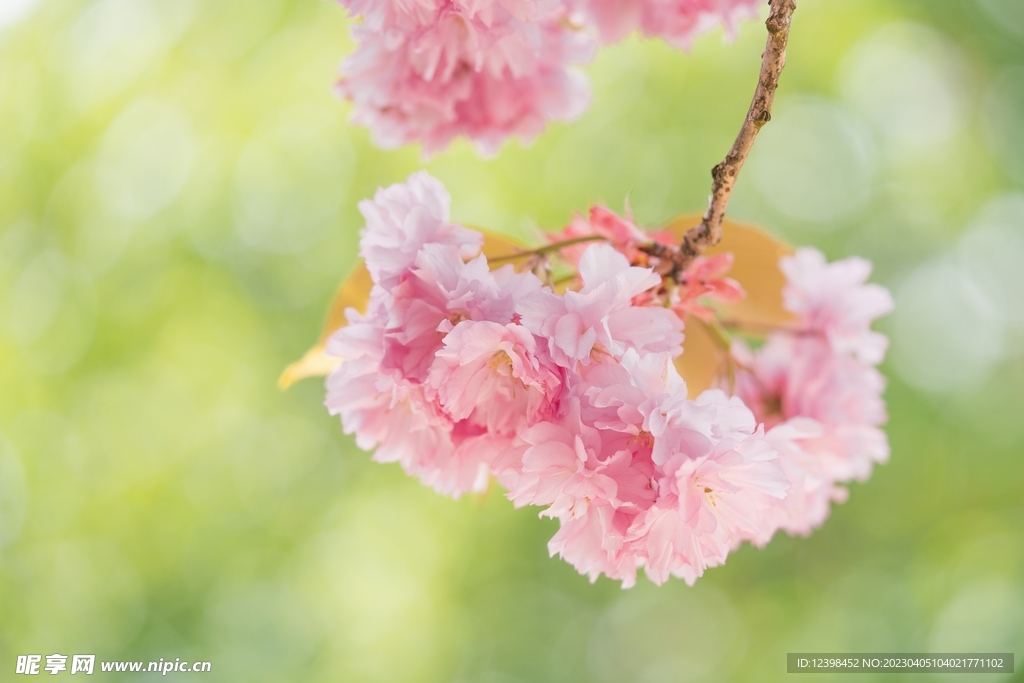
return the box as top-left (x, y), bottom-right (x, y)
top-left (705, 318), bottom-right (733, 352)
top-left (718, 318), bottom-right (802, 334)
top-left (487, 235), bottom-right (607, 264)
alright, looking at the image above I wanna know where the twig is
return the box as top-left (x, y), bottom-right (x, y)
top-left (641, 0), bottom-right (797, 279)
top-left (717, 318), bottom-right (802, 334)
top-left (487, 235), bottom-right (605, 264)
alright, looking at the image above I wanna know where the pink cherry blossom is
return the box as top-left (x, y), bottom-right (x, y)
top-left (498, 394), bottom-right (657, 511)
top-left (338, 0), bottom-right (437, 34)
top-left (323, 301), bottom-right (395, 455)
top-left (577, 0), bottom-right (762, 49)
top-left (780, 247), bottom-right (895, 364)
top-left (496, 396), bottom-right (660, 587)
top-left (727, 248), bottom-right (892, 535)
top-left (575, 348), bottom-right (686, 435)
top-left (734, 333), bottom-right (889, 483)
top-left (359, 171), bottom-right (483, 290)
top-left (322, 305), bottom-right (450, 489)
top-left (460, 0), bottom-right (565, 23)
top-left (548, 504), bottom-right (640, 584)
top-left (502, 412), bottom-right (627, 517)
top-left (382, 243), bottom-right (541, 381)
top-left (498, 350), bottom-right (787, 586)
top-left (734, 335), bottom-right (887, 430)
top-left (319, 172), bottom-right (892, 586)
top-left (549, 204), bottom-right (655, 267)
top-left (426, 320), bottom-right (564, 434)
top-left (671, 252), bottom-right (745, 321)
top-left (324, 297), bottom-right (510, 496)
top-left (338, 1), bottom-right (565, 43)
top-left (631, 432), bottom-right (787, 585)
top-left (335, 1), bottom-right (768, 151)
top-left (495, 353), bottom-right (672, 585)
top-left (760, 418), bottom-right (847, 538)
top-left (517, 243), bottom-right (684, 368)
top-left (326, 172), bottom-right (541, 497)
top-left (337, 2), bottom-right (594, 153)
top-left (631, 389), bottom-right (788, 583)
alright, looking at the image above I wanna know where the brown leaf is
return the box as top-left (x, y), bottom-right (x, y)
top-left (673, 316), bottom-right (723, 400)
top-left (665, 214), bottom-right (795, 397)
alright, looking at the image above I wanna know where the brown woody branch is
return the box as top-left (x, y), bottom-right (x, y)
top-left (642, 0), bottom-right (797, 280)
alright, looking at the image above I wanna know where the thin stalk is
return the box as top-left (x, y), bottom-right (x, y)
top-left (718, 318), bottom-right (802, 335)
top-left (487, 235), bottom-right (606, 264)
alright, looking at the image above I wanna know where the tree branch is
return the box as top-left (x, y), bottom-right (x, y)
top-left (642, 0), bottom-right (797, 279)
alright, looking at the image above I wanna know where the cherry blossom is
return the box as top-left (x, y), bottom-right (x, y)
top-left (497, 351), bottom-right (787, 586)
top-left (426, 320), bottom-right (565, 434)
top-left (336, 1), bottom-right (593, 153)
top-left (334, 0), bottom-right (765, 152)
top-left (319, 173), bottom-right (892, 584)
top-left (579, 0), bottom-right (761, 48)
top-left (516, 243), bottom-right (684, 368)
top-left (780, 247), bottom-right (895, 364)
top-left (731, 248), bottom-right (893, 536)
top-left (671, 252), bottom-right (745, 321)
top-left (359, 170), bottom-right (483, 289)
top-left (548, 205), bottom-right (659, 267)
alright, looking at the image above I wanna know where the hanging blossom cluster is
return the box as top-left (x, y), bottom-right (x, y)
top-left (323, 172), bottom-right (893, 587)
top-left (335, 0), bottom-right (761, 152)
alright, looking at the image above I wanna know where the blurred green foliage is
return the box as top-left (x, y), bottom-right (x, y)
top-left (1, 0), bottom-right (1023, 681)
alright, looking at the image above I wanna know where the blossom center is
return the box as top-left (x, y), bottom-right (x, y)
top-left (488, 351), bottom-right (514, 377)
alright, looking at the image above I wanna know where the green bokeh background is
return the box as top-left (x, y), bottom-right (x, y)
top-left (1, 0), bottom-right (1023, 680)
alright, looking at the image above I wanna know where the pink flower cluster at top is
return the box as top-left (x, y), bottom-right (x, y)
top-left (325, 172), bottom-right (893, 586)
top-left (335, 0), bottom-right (761, 152)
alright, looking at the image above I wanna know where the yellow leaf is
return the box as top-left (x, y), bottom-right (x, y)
top-left (278, 262), bottom-right (373, 389)
top-left (663, 214), bottom-right (796, 327)
top-left (665, 214), bottom-right (795, 397)
top-left (478, 227), bottom-right (531, 261)
top-left (673, 316), bottom-right (723, 400)
top-left (279, 228), bottom-right (532, 390)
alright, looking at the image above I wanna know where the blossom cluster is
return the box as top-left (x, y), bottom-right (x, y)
top-left (731, 248), bottom-right (894, 538)
top-left (324, 172), bottom-right (893, 586)
top-left (335, 0), bottom-right (761, 152)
